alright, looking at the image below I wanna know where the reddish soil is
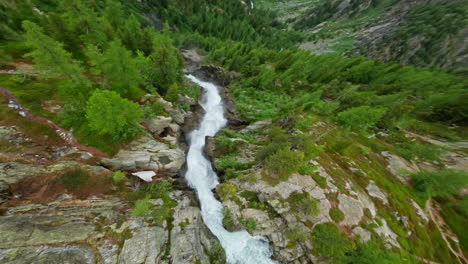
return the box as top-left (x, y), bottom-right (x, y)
top-left (7, 169), bottom-right (114, 206)
top-left (0, 86), bottom-right (108, 158)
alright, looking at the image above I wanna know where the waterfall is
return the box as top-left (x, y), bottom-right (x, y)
top-left (184, 74), bottom-right (276, 264)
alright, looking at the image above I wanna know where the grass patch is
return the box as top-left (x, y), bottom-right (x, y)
top-left (60, 168), bottom-right (91, 190)
top-left (329, 208), bottom-right (345, 222)
top-left (395, 142), bottom-right (447, 162)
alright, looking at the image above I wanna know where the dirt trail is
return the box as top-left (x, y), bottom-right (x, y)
top-left (426, 199), bottom-right (467, 264)
top-left (0, 86), bottom-right (108, 158)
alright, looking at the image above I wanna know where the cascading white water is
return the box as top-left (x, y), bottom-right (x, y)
top-left (185, 74), bottom-right (276, 264)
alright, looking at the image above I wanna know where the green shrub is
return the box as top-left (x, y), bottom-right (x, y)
top-left (294, 115), bottom-right (315, 132)
top-left (343, 240), bottom-right (414, 264)
top-left (291, 134), bottom-right (323, 159)
top-left (337, 106), bottom-right (387, 131)
top-left (165, 82), bottom-right (181, 103)
top-left (312, 223), bottom-right (355, 258)
top-left (217, 182), bottom-right (238, 201)
top-left (264, 148), bottom-right (304, 181)
top-left (215, 155), bottom-right (252, 171)
top-left (112, 170), bottom-right (125, 184)
top-left (132, 196), bottom-right (152, 216)
top-left (298, 163), bottom-right (317, 175)
top-left (312, 174), bottom-right (328, 188)
top-left (289, 192), bottom-right (320, 216)
top-left (244, 218), bottom-right (257, 231)
top-left (215, 136), bottom-right (238, 154)
top-left (396, 142), bottom-right (447, 161)
top-left (329, 208), bottom-right (345, 222)
top-left (411, 169), bottom-right (468, 201)
top-left (86, 90), bottom-right (143, 142)
top-left (208, 242), bottom-right (227, 264)
top-left (60, 168), bottom-right (91, 190)
top-left (222, 208), bottom-right (236, 230)
top-left (143, 100), bottom-right (168, 118)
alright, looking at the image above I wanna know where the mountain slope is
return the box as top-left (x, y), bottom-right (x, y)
top-left (258, 0), bottom-right (468, 70)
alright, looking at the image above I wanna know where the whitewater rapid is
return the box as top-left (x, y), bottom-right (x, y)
top-left (184, 75), bottom-right (276, 264)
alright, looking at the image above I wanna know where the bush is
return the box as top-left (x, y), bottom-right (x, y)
top-left (143, 100), bottom-right (168, 118)
top-left (217, 182), bottom-right (238, 201)
top-left (342, 240), bottom-right (413, 264)
top-left (294, 115), bottom-right (315, 132)
top-left (264, 147), bottom-right (304, 181)
top-left (396, 142), bottom-right (447, 161)
top-left (215, 136), bottom-right (238, 154)
top-left (312, 223), bottom-right (355, 258)
top-left (215, 155), bottom-right (252, 171)
top-left (60, 168), bottom-right (90, 190)
top-left (112, 170), bottom-right (125, 184)
top-left (298, 163), bottom-right (317, 175)
top-left (411, 169), bottom-right (468, 201)
top-left (208, 242), bottom-right (227, 264)
top-left (245, 218), bottom-right (257, 231)
top-left (165, 82), bottom-right (181, 103)
top-left (329, 208), bottom-right (345, 222)
top-left (86, 90), bottom-right (144, 142)
top-left (132, 196), bottom-right (152, 216)
top-left (222, 208), bottom-right (236, 230)
top-left (337, 106), bottom-right (387, 131)
top-left (312, 174), bottom-right (328, 188)
top-left (289, 192), bottom-right (320, 216)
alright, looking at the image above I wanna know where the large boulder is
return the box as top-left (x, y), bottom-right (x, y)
top-left (101, 135), bottom-right (185, 177)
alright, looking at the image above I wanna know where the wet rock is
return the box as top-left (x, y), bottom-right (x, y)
top-left (204, 136), bottom-right (217, 159)
top-left (169, 192), bottom-right (221, 264)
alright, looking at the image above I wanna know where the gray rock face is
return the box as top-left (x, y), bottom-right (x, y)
top-left (145, 116), bottom-right (173, 135)
top-left (169, 192), bottom-right (219, 264)
top-left (352, 227), bottom-right (372, 243)
top-left (381, 151), bottom-right (419, 182)
top-left (366, 180), bottom-right (389, 205)
top-left (101, 135), bottom-right (185, 176)
top-left (118, 219), bottom-right (168, 264)
top-left (0, 162), bottom-right (45, 184)
top-left (0, 214), bottom-right (95, 248)
top-left (338, 194), bottom-right (364, 226)
top-left (0, 245), bottom-right (94, 264)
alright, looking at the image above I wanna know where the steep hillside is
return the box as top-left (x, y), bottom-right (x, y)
top-left (258, 0), bottom-right (468, 70)
top-left (0, 0), bottom-right (467, 264)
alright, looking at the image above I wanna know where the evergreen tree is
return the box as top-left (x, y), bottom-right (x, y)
top-left (86, 90), bottom-right (143, 141)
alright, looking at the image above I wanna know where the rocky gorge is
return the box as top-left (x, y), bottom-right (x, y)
top-left (0, 50), bottom-right (467, 264)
